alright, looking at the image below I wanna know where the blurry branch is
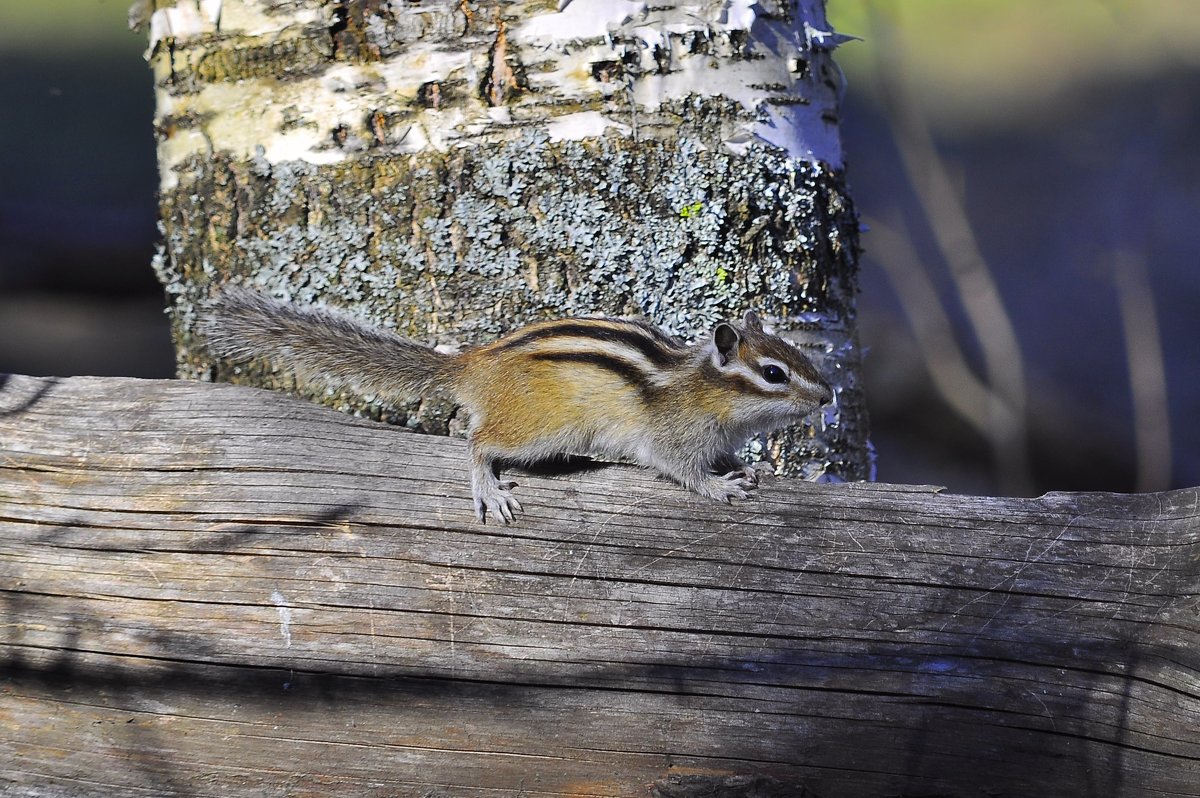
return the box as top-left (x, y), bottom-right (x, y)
top-left (865, 6), bottom-right (1032, 494)
top-left (1113, 251), bottom-right (1172, 491)
top-left (865, 215), bottom-right (1022, 443)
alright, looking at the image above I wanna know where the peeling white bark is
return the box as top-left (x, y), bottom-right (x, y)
top-left (517, 0), bottom-right (844, 160)
top-left (148, 0), bottom-right (849, 190)
top-left (148, 0), bottom-right (223, 52)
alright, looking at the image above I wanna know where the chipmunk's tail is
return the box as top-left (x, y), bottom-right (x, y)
top-left (198, 287), bottom-right (458, 399)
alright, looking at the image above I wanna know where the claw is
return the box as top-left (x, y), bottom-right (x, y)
top-left (472, 481), bottom-right (523, 525)
top-left (696, 470), bottom-right (756, 504)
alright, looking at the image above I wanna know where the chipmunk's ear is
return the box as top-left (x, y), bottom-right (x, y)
top-left (742, 310), bottom-right (763, 331)
top-left (714, 323), bottom-right (740, 366)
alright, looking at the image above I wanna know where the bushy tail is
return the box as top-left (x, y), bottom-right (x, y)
top-left (198, 288), bottom-right (456, 399)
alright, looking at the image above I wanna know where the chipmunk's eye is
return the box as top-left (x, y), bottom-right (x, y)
top-left (761, 364), bottom-right (789, 384)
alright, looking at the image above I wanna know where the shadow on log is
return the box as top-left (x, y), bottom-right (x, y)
top-left (1, 374), bottom-right (1197, 797)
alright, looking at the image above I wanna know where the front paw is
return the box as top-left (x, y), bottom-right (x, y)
top-left (730, 464), bottom-right (761, 486)
top-left (712, 457), bottom-right (762, 486)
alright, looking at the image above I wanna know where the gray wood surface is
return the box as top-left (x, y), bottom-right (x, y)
top-left (1, 374), bottom-right (1197, 797)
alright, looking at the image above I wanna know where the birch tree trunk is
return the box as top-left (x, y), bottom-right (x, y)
top-left (142, 0), bottom-right (869, 479)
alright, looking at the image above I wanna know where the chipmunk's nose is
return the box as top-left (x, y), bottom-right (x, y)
top-left (817, 381), bottom-right (835, 407)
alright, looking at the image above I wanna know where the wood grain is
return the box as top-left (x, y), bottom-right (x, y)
top-left (1, 374), bottom-right (1197, 797)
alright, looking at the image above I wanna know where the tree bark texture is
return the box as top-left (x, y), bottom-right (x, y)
top-left (2, 374), bottom-right (1197, 796)
top-left (143, 0), bottom-right (870, 481)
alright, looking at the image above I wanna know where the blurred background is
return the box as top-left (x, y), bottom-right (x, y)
top-left (1, 1), bottom-right (1196, 496)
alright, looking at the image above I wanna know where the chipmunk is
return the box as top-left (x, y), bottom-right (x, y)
top-left (200, 288), bottom-right (833, 524)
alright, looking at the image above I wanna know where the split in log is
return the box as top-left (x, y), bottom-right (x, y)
top-left (1, 374), bottom-right (1197, 797)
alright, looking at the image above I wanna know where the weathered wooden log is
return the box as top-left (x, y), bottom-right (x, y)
top-left (1, 373), bottom-right (1197, 797)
